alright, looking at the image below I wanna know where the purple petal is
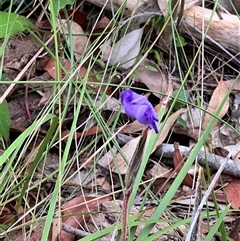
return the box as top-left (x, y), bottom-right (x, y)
top-left (121, 89), bottom-right (159, 133)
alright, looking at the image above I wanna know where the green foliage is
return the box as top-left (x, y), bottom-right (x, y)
top-left (172, 89), bottom-right (190, 109)
top-left (0, 11), bottom-right (34, 38)
top-left (0, 99), bottom-right (11, 142)
top-left (144, 64), bottom-right (159, 72)
top-left (48, 0), bottom-right (75, 17)
top-left (134, 69), bottom-right (140, 76)
top-left (175, 35), bottom-right (186, 48)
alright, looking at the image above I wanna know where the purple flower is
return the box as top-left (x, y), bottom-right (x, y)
top-left (121, 89), bottom-right (159, 133)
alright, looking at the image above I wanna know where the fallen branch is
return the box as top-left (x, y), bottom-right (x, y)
top-left (182, 6), bottom-right (240, 56)
top-left (116, 133), bottom-right (240, 178)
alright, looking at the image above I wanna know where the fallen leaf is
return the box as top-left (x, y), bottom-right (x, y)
top-left (59, 196), bottom-right (109, 241)
top-left (101, 28), bottom-right (144, 69)
top-left (59, 9), bottom-right (87, 29)
top-left (0, 204), bottom-right (16, 225)
top-left (230, 217), bottom-right (240, 241)
top-left (203, 78), bottom-right (229, 129)
top-left (120, 120), bottom-right (145, 134)
top-left (133, 59), bottom-right (167, 99)
top-left (148, 161), bottom-right (171, 178)
top-left (224, 79), bottom-right (240, 93)
top-left (58, 19), bottom-right (90, 60)
top-left (94, 16), bottom-right (110, 30)
top-left (224, 178), bottom-right (240, 208)
top-left (180, 107), bottom-right (202, 128)
top-left (113, 135), bottom-right (141, 174)
top-left (173, 142), bottom-right (193, 187)
top-left (151, 108), bottom-right (187, 153)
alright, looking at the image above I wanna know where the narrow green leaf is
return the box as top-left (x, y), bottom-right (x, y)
top-left (0, 99), bottom-right (11, 142)
top-left (0, 11), bottom-right (34, 37)
top-left (176, 36), bottom-right (186, 47)
top-left (48, 0), bottom-right (74, 16)
top-left (172, 89), bottom-right (190, 109)
top-left (144, 64), bottom-right (159, 72)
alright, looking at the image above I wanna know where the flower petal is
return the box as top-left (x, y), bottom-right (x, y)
top-left (121, 89), bottom-right (159, 133)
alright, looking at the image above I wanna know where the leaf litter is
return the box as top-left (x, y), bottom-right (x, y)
top-left (1, 1), bottom-right (240, 240)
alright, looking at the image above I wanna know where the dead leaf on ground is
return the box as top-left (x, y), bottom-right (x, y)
top-left (203, 78), bottom-right (229, 129)
top-left (151, 108), bottom-right (187, 153)
top-left (211, 124), bottom-right (240, 148)
top-left (148, 161), bottom-right (172, 178)
top-left (133, 59), bottom-right (167, 99)
top-left (113, 136), bottom-right (141, 174)
top-left (94, 16), bottom-right (110, 30)
top-left (120, 120), bottom-right (146, 134)
top-left (100, 27), bottom-right (144, 69)
top-left (43, 58), bottom-right (87, 79)
top-left (59, 9), bottom-right (87, 29)
top-left (158, 0), bottom-right (199, 16)
top-left (224, 79), bottom-right (240, 93)
top-left (224, 178), bottom-right (240, 209)
top-left (59, 196), bottom-right (109, 241)
top-left (58, 19), bottom-right (90, 60)
top-left (180, 107), bottom-right (202, 128)
top-left (152, 177), bottom-right (174, 194)
top-left (230, 217), bottom-right (240, 241)
top-left (173, 142), bottom-right (193, 187)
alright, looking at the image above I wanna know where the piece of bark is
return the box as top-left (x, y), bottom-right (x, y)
top-left (116, 133), bottom-right (240, 178)
top-left (182, 6), bottom-right (240, 55)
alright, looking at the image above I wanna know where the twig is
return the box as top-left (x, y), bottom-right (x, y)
top-left (62, 223), bottom-right (90, 238)
top-left (185, 155), bottom-right (229, 241)
top-left (116, 133), bottom-right (240, 178)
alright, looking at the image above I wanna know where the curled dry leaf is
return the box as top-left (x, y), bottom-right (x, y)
top-left (101, 28), bottom-right (144, 69)
top-left (180, 107), bottom-right (202, 128)
top-left (224, 142), bottom-right (240, 160)
top-left (173, 142), bottom-right (193, 187)
top-left (203, 78), bottom-right (229, 129)
top-left (58, 19), bottom-right (90, 60)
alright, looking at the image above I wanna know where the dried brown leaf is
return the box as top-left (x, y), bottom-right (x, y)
top-left (59, 19), bottom-right (90, 60)
top-left (151, 108), bottom-right (187, 153)
top-left (173, 142), bottom-right (193, 187)
top-left (134, 59), bottom-right (167, 99)
top-left (224, 79), bottom-right (240, 94)
top-left (113, 136), bottom-right (141, 174)
top-left (203, 78), bottom-right (229, 129)
top-left (230, 217), bottom-right (240, 241)
top-left (59, 196), bottom-right (109, 241)
top-left (224, 178), bottom-right (240, 209)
